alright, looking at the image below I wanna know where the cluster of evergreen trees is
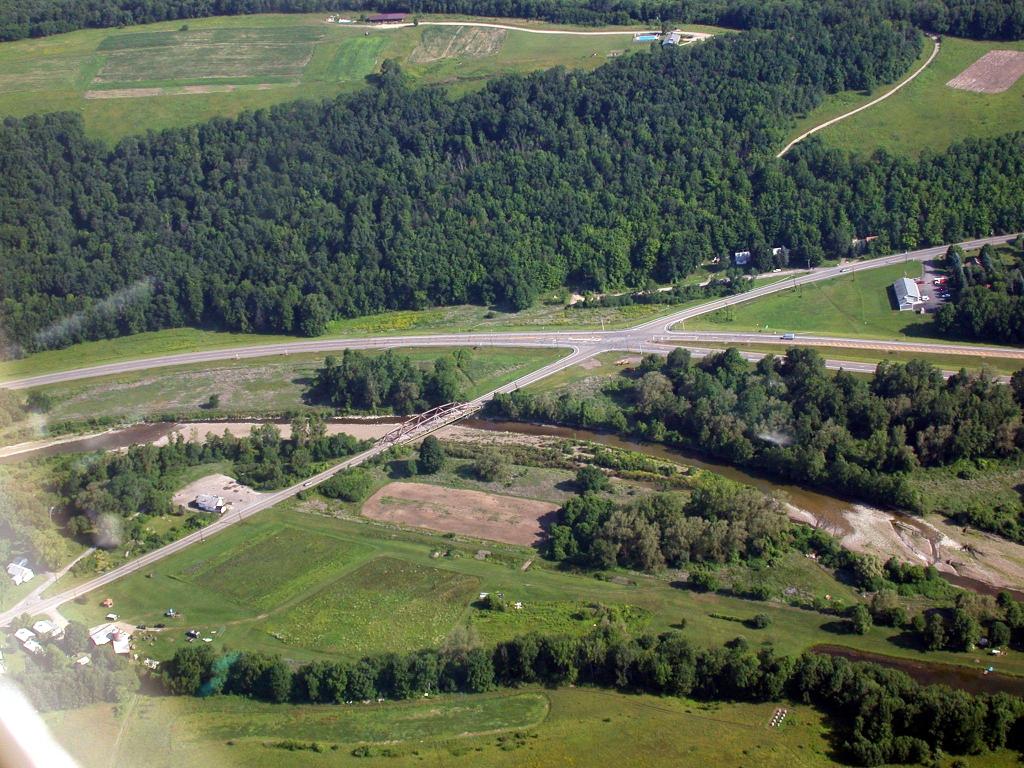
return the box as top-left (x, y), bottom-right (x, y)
top-left (2, 0), bottom-right (1022, 42)
top-left (311, 349), bottom-right (463, 413)
top-left (58, 418), bottom-right (366, 549)
top-left (7, 6), bottom-right (1024, 355)
top-left (490, 347), bottom-right (1023, 526)
top-left (162, 627), bottom-right (1024, 766)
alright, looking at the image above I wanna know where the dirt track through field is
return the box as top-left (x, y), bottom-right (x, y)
top-left (362, 481), bottom-right (559, 546)
top-left (947, 50), bottom-right (1024, 93)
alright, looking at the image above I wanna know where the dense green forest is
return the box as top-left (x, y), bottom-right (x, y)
top-left (3, 5), bottom-right (1024, 356)
top-left (311, 349), bottom-right (464, 413)
top-left (1, 0), bottom-right (1022, 41)
top-left (490, 347), bottom-right (1024, 538)
top-left (937, 240), bottom-right (1024, 345)
top-left (156, 627), bottom-right (1024, 766)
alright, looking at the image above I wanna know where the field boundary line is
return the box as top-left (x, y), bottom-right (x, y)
top-left (777, 37), bottom-right (940, 158)
top-left (358, 20), bottom-right (710, 39)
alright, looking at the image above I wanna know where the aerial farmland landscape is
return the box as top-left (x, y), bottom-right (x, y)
top-left (1, 1), bottom-right (1024, 767)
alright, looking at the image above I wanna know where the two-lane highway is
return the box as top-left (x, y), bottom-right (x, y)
top-left (2, 234), bottom-right (1020, 391)
top-left (1, 232), bottom-right (1021, 624)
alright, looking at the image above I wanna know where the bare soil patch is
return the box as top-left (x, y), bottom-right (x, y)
top-left (85, 87), bottom-right (164, 99)
top-left (947, 50), bottom-right (1024, 93)
top-left (362, 481), bottom-right (559, 546)
top-left (409, 25), bottom-right (506, 63)
top-left (85, 84), bottom-right (282, 99)
top-left (171, 473), bottom-right (264, 512)
top-left (155, 420), bottom-right (392, 445)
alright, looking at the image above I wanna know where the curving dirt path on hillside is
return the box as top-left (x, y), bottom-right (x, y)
top-left (777, 37), bottom-right (941, 158)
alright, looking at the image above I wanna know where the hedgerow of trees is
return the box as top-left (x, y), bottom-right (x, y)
top-left (7, 6), bottom-right (1024, 355)
top-left (161, 626), bottom-right (1024, 766)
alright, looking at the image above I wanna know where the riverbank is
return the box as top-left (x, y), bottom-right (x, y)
top-left (445, 419), bottom-right (1024, 596)
top-left (7, 415), bottom-right (1024, 597)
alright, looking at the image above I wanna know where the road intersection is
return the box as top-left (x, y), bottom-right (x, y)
top-left (0, 232), bottom-right (1020, 624)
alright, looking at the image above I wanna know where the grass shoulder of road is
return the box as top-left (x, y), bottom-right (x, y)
top-left (12, 346), bottom-right (566, 430)
top-left (687, 341), bottom-right (1024, 377)
top-left (795, 36), bottom-right (1024, 156)
top-left (0, 275), bottom-right (799, 384)
top-left (683, 262), bottom-right (947, 341)
top-left (0, 13), bottom-right (725, 143)
top-left (42, 687), bottom-right (859, 768)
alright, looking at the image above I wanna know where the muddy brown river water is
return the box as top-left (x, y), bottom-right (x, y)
top-left (463, 419), bottom-right (1024, 600)
top-left (4, 415), bottom-right (1023, 599)
top-left (814, 644), bottom-right (1024, 696)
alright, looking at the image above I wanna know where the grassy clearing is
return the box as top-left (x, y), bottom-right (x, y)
top-left (468, 601), bottom-right (650, 645)
top-left (51, 495), bottom-right (1024, 677)
top-left (266, 557), bottom-right (479, 655)
top-left (684, 263), bottom-right (944, 340)
top-left (0, 13), bottom-right (702, 142)
top-left (42, 687), bottom-right (870, 768)
top-left (0, 299), bottom-right (675, 382)
top-left (21, 346), bottom-right (565, 426)
top-left (689, 341), bottom-right (1024, 376)
top-left (185, 526), bottom-right (366, 611)
top-left (799, 36), bottom-right (1024, 156)
top-left (910, 456), bottom-right (1024, 515)
top-left (525, 350), bottom-right (637, 395)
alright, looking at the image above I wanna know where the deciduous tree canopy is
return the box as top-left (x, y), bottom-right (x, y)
top-left (8, 6), bottom-right (1024, 355)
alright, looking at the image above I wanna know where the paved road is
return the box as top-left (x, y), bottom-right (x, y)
top-left (3, 233), bottom-right (1018, 392)
top-left (0, 347), bottom-right (591, 627)
top-left (1, 232), bottom-right (1020, 624)
top-left (777, 37), bottom-right (941, 158)
top-left (664, 331), bottom-right (1024, 359)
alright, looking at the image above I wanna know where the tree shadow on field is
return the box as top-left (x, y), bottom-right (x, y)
top-left (387, 458), bottom-right (417, 480)
top-left (897, 320), bottom-right (944, 340)
top-left (820, 619), bottom-right (855, 635)
top-left (885, 629), bottom-right (925, 651)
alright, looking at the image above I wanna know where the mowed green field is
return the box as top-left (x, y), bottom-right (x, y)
top-left (52, 496), bottom-right (1024, 678)
top-left (266, 557), bottom-right (479, 655)
top-left (40, 687), bottom-right (878, 768)
top-left (792, 36), bottom-right (1024, 156)
top-left (684, 262), bottom-right (943, 340)
top-left (0, 13), bottom-right (689, 141)
top-left (21, 346), bottom-right (566, 427)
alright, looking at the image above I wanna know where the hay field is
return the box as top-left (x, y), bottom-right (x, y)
top-left (0, 13), bottom-right (675, 141)
top-left (792, 36), bottom-right (1024, 155)
top-left (947, 49), bottom-right (1024, 93)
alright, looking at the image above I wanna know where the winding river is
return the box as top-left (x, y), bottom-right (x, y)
top-left (4, 415), bottom-right (1023, 599)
